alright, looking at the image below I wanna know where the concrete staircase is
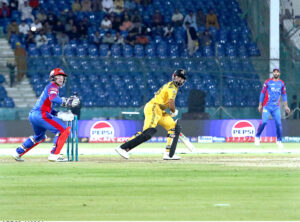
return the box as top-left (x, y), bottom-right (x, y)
top-left (0, 38), bottom-right (37, 108)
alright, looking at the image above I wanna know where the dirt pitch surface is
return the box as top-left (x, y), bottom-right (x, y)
top-left (2, 155), bottom-right (300, 168)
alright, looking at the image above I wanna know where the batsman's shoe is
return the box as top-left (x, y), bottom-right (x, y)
top-left (277, 141), bottom-right (284, 149)
top-left (48, 154), bottom-right (68, 162)
top-left (12, 151), bottom-right (24, 162)
top-left (254, 137), bottom-right (260, 146)
top-left (115, 146), bottom-right (130, 159)
top-left (163, 152), bottom-right (181, 160)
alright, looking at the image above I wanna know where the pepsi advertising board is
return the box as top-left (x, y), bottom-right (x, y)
top-left (204, 119), bottom-right (276, 137)
top-left (77, 119), bottom-right (280, 143)
top-left (78, 120), bottom-right (143, 142)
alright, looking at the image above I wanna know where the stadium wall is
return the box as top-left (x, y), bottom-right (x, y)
top-left (1, 119), bottom-right (299, 138)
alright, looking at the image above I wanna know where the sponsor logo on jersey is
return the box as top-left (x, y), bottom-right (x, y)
top-left (232, 120), bottom-right (255, 137)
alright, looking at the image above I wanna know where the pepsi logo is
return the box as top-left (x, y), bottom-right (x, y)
top-left (90, 121), bottom-right (114, 140)
top-left (231, 120), bottom-right (255, 137)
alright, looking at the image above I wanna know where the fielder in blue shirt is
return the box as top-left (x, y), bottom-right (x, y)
top-left (255, 68), bottom-right (290, 148)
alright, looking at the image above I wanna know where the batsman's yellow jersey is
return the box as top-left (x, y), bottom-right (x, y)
top-left (143, 81), bottom-right (178, 131)
top-left (149, 81), bottom-right (178, 109)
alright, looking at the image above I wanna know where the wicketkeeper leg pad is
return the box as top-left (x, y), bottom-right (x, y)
top-left (53, 126), bottom-right (71, 154)
top-left (20, 135), bottom-right (47, 157)
top-left (121, 128), bottom-right (157, 150)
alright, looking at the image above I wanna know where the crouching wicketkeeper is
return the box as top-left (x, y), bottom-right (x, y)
top-left (12, 68), bottom-right (80, 162)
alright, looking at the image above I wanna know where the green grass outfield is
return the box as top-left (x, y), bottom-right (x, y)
top-left (1, 143), bottom-right (300, 221)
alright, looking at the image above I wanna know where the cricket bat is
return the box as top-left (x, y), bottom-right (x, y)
top-left (179, 133), bottom-right (195, 152)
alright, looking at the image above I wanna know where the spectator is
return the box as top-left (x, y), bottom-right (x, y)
top-left (183, 11), bottom-right (197, 30)
top-left (36, 9), bottom-right (47, 23)
top-left (196, 8), bottom-right (206, 28)
top-left (125, 31), bottom-right (136, 46)
top-left (131, 10), bottom-right (142, 23)
top-left (102, 0), bottom-right (113, 13)
top-left (113, 0), bottom-right (124, 14)
top-left (6, 59), bottom-right (15, 87)
top-left (9, 0), bottom-right (18, 11)
top-left (135, 34), bottom-right (149, 45)
top-left (0, 2), bottom-right (11, 18)
top-left (171, 9), bottom-right (183, 27)
top-left (163, 23), bottom-right (174, 38)
top-left (46, 11), bottom-right (57, 27)
top-left (124, 0), bottom-right (136, 11)
top-left (199, 29), bottom-right (212, 47)
top-left (92, 31), bottom-right (101, 45)
top-left (43, 21), bottom-right (52, 34)
top-left (17, 0), bottom-right (25, 10)
top-left (115, 31), bottom-right (124, 44)
top-left (20, 1), bottom-right (34, 21)
top-left (68, 25), bottom-right (79, 40)
top-left (102, 31), bottom-right (115, 45)
top-left (92, 0), bottom-right (102, 11)
top-left (29, 0), bottom-right (39, 9)
top-left (81, 0), bottom-right (92, 12)
top-left (206, 9), bottom-right (219, 30)
top-left (53, 20), bottom-right (65, 40)
top-left (152, 9), bottom-right (163, 26)
top-left (72, 0), bottom-right (81, 12)
top-left (66, 10), bottom-right (75, 21)
top-left (185, 21), bottom-right (198, 56)
top-left (25, 30), bottom-right (35, 44)
top-left (82, 16), bottom-right (90, 28)
top-left (65, 18), bottom-right (75, 34)
top-left (58, 9), bottom-right (69, 25)
top-left (57, 33), bottom-right (69, 45)
top-left (100, 15), bottom-right (112, 30)
top-left (19, 20), bottom-right (30, 35)
top-left (77, 20), bottom-right (88, 38)
top-left (35, 30), bottom-right (48, 47)
top-left (112, 15), bottom-right (122, 31)
top-left (30, 19), bottom-right (43, 33)
top-left (0, 0), bottom-right (8, 7)
top-left (119, 15), bottom-right (132, 31)
top-left (14, 42), bottom-right (27, 83)
top-left (7, 20), bottom-right (19, 41)
top-left (290, 95), bottom-right (299, 119)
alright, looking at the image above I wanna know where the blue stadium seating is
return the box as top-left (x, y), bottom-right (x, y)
top-left (2, 0), bottom-right (262, 108)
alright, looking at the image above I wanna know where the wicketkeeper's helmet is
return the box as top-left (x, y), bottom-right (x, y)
top-left (172, 69), bottom-right (186, 87)
top-left (49, 68), bottom-right (67, 83)
top-left (49, 68), bottom-right (67, 80)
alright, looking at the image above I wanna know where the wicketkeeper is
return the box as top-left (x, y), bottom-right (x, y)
top-left (115, 69), bottom-right (187, 160)
top-left (12, 68), bottom-right (80, 162)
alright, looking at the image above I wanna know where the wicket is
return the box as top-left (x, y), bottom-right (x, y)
top-left (67, 115), bottom-right (79, 161)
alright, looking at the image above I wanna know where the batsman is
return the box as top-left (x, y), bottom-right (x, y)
top-left (115, 69), bottom-right (187, 160)
top-left (12, 68), bottom-right (80, 162)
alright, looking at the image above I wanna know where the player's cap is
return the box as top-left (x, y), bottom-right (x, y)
top-left (273, 68), bottom-right (280, 72)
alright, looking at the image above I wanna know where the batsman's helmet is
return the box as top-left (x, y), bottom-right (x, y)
top-left (172, 69), bottom-right (186, 87)
top-left (49, 68), bottom-right (67, 81)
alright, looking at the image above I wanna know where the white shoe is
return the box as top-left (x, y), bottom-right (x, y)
top-left (48, 154), bottom-right (68, 162)
top-left (115, 146), bottom-right (130, 159)
top-left (277, 141), bottom-right (284, 149)
top-left (12, 152), bottom-right (24, 162)
top-left (163, 152), bottom-right (181, 160)
top-left (254, 137), bottom-right (260, 146)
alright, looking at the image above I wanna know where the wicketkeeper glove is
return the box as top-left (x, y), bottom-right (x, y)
top-left (170, 109), bottom-right (178, 117)
top-left (61, 96), bottom-right (80, 108)
top-left (57, 110), bottom-right (75, 122)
